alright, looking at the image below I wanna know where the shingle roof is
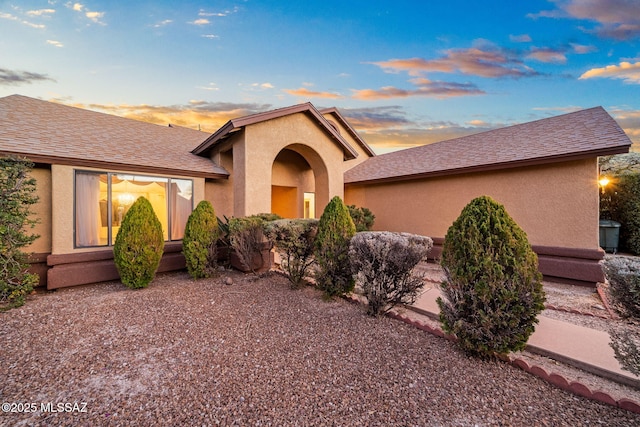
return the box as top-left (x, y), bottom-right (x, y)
top-left (344, 106), bottom-right (632, 185)
top-left (191, 102), bottom-right (362, 160)
top-left (0, 95), bottom-right (228, 179)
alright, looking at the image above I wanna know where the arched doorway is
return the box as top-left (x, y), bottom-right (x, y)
top-left (271, 144), bottom-right (328, 219)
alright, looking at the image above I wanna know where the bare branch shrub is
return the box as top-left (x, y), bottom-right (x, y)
top-left (349, 231), bottom-right (433, 316)
top-left (609, 326), bottom-right (640, 376)
top-left (265, 219), bottom-right (318, 288)
top-left (602, 256), bottom-right (640, 319)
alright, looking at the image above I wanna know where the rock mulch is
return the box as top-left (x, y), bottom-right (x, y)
top-left (1, 270), bottom-right (639, 426)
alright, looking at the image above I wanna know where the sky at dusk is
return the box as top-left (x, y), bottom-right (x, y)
top-left (1, 0), bottom-right (639, 154)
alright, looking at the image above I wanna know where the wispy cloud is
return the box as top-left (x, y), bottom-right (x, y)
top-left (530, 0), bottom-right (640, 40)
top-left (66, 100), bottom-right (273, 132)
top-left (190, 18), bottom-right (210, 26)
top-left (570, 42), bottom-right (597, 54)
top-left (198, 7), bottom-right (239, 17)
top-left (0, 11), bottom-right (46, 29)
top-left (201, 34), bottom-right (219, 39)
top-left (153, 19), bottom-right (173, 28)
top-left (371, 45), bottom-right (539, 79)
top-left (610, 107), bottom-right (640, 150)
top-left (26, 9), bottom-right (55, 16)
top-left (351, 80), bottom-right (484, 100)
top-left (0, 68), bottom-right (56, 86)
top-left (284, 87), bottom-right (343, 99)
top-left (46, 39), bottom-right (64, 48)
top-left (510, 34), bottom-right (532, 43)
top-left (65, 2), bottom-right (106, 25)
top-left (580, 61), bottom-right (640, 84)
top-left (526, 47), bottom-right (567, 63)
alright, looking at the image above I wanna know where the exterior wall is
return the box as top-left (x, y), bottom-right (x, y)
top-left (345, 158), bottom-right (603, 285)
top-left (235, 113), bottom-right (346, 218)
top-left (206, 148), bottom-right (235, 218)
top-left (271, 149), bottom-right (314, 218)
top-left (28, 167), bottom-right (52, 254)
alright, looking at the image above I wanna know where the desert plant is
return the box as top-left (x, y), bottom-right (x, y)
top-left (347, 205), bottom-right (376, 232)
top-left (350, 231), bottom-right (433, 316)
top-left (602, 256), bottom-right (640, 319)
top-left (113, 196), bottom-right (164, 289)
top-left (183, 201), bottom-right (220, 279)
top-left (228, 216), bottom-right (268, 274)
top-left (609, 326), bottom-right (640, 377)
top-left (437, 195), bottom-right (546, 358)
top-left (0, 156), bottom-right (40, 310)
top-left (314, 196), bottom-right (356, 297)
top-left (265, 219), bottom-right (319, 288)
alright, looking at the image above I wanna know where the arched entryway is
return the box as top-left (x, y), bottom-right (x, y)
top-left (271, 144), bottom-right (329, 219)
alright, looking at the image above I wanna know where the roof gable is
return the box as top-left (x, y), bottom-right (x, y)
top-left (345, 107), bottom-right (632, 185)
top-left (0, 95), bottom-right (228, 178)
top-left (192, 102), bottom-right (361, 160)
top-left (319, 107), bottom-right (376, 157)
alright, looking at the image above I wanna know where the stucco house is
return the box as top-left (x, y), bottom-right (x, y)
top-left (0, 94), bottom-right (631, 289)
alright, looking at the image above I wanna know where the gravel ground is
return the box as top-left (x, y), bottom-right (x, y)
top-left (2, 270), bottom-right (639, 426)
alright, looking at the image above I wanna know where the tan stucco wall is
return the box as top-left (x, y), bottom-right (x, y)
top-left (345, 158), bottom-right (599, 249)
top-left (50, 165), bottom-right (205, 255)
top-left (206, 148), bottom-right (235, 218)
top-left (233, 113), bottom-right (346, 218)
top-left (27, 167), bottom-right (52, 254)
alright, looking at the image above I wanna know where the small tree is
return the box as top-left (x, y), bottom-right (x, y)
top-left (437, 196), bottom-right (546, 358)
top-left (314, 196), bottom-right (356, 297)
top-left (183, 201), bottom-right (220, 279)
top-left (347, 205), bottom-right (376, 232)
top-left (265, 219), bottom-right (318, 288)
top-left (0, 156), bottom-right (39, 310)
top-left (113, 196), bottom-right (164, 289)
top-left (350, 231), bottom-right (432, 316)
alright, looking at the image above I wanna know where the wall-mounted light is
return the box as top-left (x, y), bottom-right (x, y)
top-left (598, 176), bottom-right (610, 194)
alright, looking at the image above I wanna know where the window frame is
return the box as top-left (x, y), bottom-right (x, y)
top-left (73, 169), bottom-right (193, 248)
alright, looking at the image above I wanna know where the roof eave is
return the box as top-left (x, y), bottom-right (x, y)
top-left (345, 145), bottom-right (631, 186)
top-left (0, 151), bottom-right (230, 180)
top-left (320, 107), bottom-right (376, 157)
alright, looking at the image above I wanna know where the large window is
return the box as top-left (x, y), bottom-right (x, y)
top-left (75, 171), bottom-right (193, 248)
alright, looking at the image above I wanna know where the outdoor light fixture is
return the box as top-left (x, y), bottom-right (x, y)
top-left (598, 176), bottom-right (610, 194)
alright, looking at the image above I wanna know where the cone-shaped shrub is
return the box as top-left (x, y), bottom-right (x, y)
top-left (114, 196), bottom-right (164, 289)
top-left (183, 201), bottom-right (219, 279)
top-left (314, 196), bottom-right (356, 297)
top-left (437, 195), bottom-right (545, 358)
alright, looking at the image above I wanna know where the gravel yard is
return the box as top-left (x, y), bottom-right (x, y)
top-left (2, 270), bottom-right (639, 426)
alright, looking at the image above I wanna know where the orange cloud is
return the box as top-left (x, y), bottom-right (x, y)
top-left (611, 108), bottom-right (640, 151)
top-left (580, 61), bottom-right (640, 84)
top-left (60, 100), bottom-right (273, 133)
top-left (283, 87), bottom-right (343, 99)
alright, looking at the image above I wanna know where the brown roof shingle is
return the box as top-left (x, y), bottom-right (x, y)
top-left (344, 106), bottom-right (632, 184)
top-left (0, 95), bottom-right (228, 179)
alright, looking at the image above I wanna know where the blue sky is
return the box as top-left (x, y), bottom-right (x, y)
top-left (1, 0), bottom-right (639, 153)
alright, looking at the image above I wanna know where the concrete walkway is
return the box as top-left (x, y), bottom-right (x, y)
top-left (409, 272), bottom-right (640, 390)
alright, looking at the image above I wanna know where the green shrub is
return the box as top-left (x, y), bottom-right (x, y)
top-left (350, 231), bottom-right (433, 316)
top-left (437, 196), bottom-right (546, 358)
top-left (347, 205), bottom-right (376, 232)
top-left (183, 201), bottom-right (220, 279)
top-left (265, 219), bottom-right (319, 288)
top-left (314, 196), bottom-right (356, 297)
top-left (0, 156), bottom-right (40, 310)
top-left (113, 196), bottom-right (164, 289)
top-left (602, 256), bottom-right (640, 318)
top-left (608, 174), bottom-right (640, 255)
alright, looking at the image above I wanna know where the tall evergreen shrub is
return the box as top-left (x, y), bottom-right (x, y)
top-left (114, 196), bottom-right (164, 289)
top-left (0, 156), bottom-right (39, 310)
top-left (314, 196), bottom-right (356, 297)
top-left (183, 201), bottom-right (219, 279)
top-left (437, 196), bottom-right (546, 358)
